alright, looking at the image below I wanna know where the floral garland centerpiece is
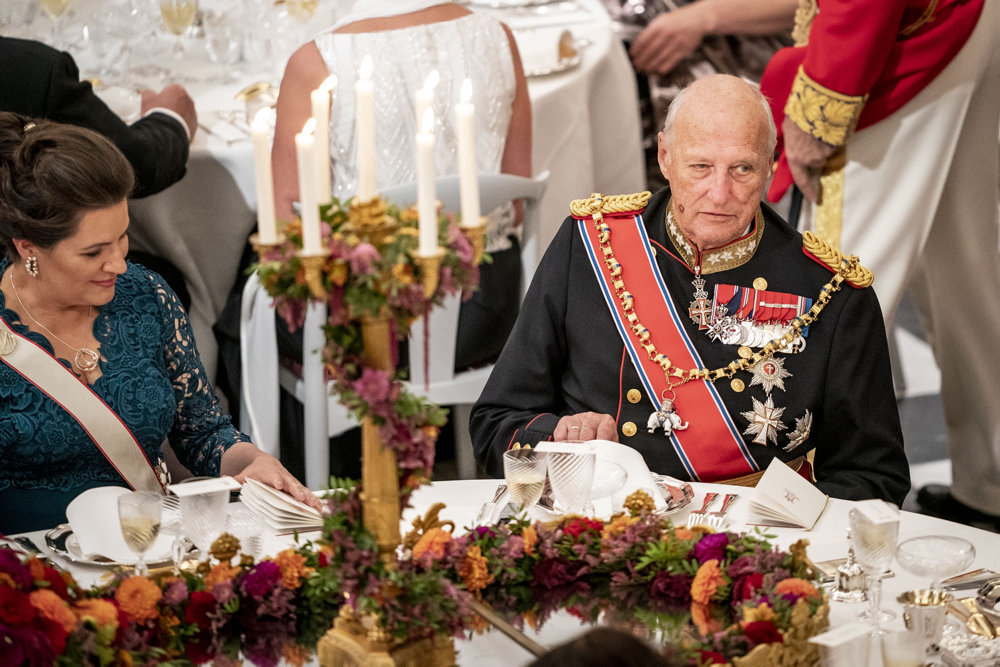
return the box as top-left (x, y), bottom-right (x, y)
top-left (253, 197), bottom-right (483, 502)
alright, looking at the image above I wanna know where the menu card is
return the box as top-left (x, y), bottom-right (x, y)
top-left (745, 458), bottom-right (829, 529)
top-left (238, 478), bottom-right (325, 533)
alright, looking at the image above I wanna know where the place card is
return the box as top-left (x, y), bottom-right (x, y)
top-left (745, 458), bottom-right (828, 529)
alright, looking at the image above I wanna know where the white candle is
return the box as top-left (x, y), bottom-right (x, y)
top-left (296, 118), bottom-right (322, 255)
top-left (355, 55), bottom-right (376, 203)
top-left (251, 108), bottom-right (277, 244)
top-left (455, 79), bottom-right (480, 229)
top-left (311, 75), bottom-right (336, 205)
top-left (415, 70), bottom-right (439, 134)
top-left (416, 107), bottom-right (437, 257)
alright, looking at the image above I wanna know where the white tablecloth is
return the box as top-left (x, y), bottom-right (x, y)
top-left (19, 480), bottom-right (1000, 665)
top-left (114, 0), bottom-right (643, 381)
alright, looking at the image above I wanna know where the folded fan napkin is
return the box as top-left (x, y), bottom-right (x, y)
top-left (67, 487), bottom-right (173, 564)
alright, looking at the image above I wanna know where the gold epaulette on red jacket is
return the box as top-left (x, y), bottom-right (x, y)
top-left (569, 191), bottom-right (651, 219)
top-left (802, 231), bottom-right (873, 288)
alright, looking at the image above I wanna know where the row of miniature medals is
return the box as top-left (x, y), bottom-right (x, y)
top-left (680, 268), bottom-right (811, 452)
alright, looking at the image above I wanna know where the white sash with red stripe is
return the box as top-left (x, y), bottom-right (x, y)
top-left (576, 211), bottom-right (759, 481)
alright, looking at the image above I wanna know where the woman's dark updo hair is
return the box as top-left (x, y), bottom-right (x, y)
top-left (0, 112), bottom-right (135, 261)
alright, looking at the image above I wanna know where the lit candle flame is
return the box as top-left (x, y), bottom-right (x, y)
top-left (302, 117), bottom-right (317, 136)
top-left (460, 78), bottom-right (472, 105)
top-left (253, 107), bottom-right (276, 131)
top-left (319, 75), bottom-right (336, 94)
top-left (360, 54), bottom-right (373, 81)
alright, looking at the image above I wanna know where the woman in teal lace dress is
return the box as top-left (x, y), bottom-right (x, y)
top-left (0, 113), bottom-right (316, 534)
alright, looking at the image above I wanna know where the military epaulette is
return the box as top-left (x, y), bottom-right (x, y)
top-left (569, 191), bottom-right (651, 219)
top-left (802, 231), bottom-right (873, 288)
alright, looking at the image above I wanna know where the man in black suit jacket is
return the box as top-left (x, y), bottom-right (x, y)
top-left (0, 35), bottom-right (196, 198)
top-left (1, 35), bottom-right (198, 305)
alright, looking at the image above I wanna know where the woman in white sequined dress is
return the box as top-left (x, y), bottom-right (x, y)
top-left (272, 0), bottom-right (531, 370)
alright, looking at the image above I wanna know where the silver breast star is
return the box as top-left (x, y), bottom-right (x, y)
top-left (741, 395), bottom-right (787, 446)
top-left (749, 356), bottom-right (792, 394)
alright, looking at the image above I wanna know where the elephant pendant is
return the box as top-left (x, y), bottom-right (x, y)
top-left (646, 397), bottom-right (690, 436)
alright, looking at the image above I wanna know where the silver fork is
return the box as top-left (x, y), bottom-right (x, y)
top-left (685, 492), bottom-right (719, 528)
top-left (705, 493), bottom-right (739, 530)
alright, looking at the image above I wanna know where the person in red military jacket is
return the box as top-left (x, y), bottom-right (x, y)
top-left (761, 0), bottom-right (1000, 530)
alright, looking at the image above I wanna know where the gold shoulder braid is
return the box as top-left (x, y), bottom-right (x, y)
top-left (583, 194), bottom-right (863, 392)
top-left (570, 191), bottom-right (651, 218)
top-left (802, 231), bottom-right (873, 288)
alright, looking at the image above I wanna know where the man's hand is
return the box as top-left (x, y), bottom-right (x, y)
top-left (629, 11), bottom-right (706, 75)
top-left (140, 84), bottom-right (197, 142)
top-left (781, 116), bottom-right (837, 203)
top-left (554, 412), bottom-right (619, 442)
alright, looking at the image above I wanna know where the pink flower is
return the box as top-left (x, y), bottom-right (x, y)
top-left (349, 243), bottom-right (380, 275)
top-left (353, 368), bottom-right (392, 408)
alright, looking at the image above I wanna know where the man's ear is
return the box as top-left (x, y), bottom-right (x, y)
top-left (656, 131), bottom-right (671, 181)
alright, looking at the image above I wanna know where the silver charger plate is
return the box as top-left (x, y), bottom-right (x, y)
top-left (44, 523), bottom-right (174, 568)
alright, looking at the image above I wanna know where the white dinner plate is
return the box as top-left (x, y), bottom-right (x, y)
top-left (44, 524), bottom-right (176, 568)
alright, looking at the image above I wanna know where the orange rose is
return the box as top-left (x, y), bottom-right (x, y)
top-left (115, 577), bottom-right (162, 624)
top-left (412, 527), bottom-right (452, 560)
top-left (774, 577), bottom-right (820, 601)
top-left (28, 589), bottom-right (77, 633)
top-left (73, 598), bottom-right (119, 628)
top-left (691, 559), bottom-right (725, 605)
top-left (275, 549), bottom-right (314, 589)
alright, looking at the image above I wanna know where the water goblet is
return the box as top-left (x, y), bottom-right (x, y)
top-left (179, 487), bottom-right (229, 563)
top-left (849, 501), bottom-right (900, 635)
top-left (895, 535), bottom-right (976, 591)
top-left (504, 449), bottom-right (547, 513)
top-left (117, 490), bottom-right (162, 577)
top-left (546, 450), bottom-right (596, 515)
top-left (38, 0), bottom-right (72, 49)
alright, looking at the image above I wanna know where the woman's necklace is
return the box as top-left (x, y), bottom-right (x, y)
top-left (8, 271), bottom-right (99, 372)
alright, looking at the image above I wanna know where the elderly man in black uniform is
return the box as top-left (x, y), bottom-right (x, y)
top-left (470, 74), bottom-right (909, 505)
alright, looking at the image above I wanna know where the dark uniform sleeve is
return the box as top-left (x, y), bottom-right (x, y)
top-left (810, 283), bottom-right (910, 505)
top-left (41, 48), bottom-right (189, 198)
top-left (471, 218), bottom-right (577, 477)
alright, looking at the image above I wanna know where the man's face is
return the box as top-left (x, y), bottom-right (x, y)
top-left (657, 101), bottom-right (772, 251)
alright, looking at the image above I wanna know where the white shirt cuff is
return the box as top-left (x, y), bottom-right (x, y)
top-left (142, 107), bottom-right (192, 141)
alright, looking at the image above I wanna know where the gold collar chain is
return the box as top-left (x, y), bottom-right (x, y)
top-left (586, 195), bottom-right (858, 390)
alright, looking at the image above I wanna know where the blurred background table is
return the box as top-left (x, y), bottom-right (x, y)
top-left (9, 0), bottom-right (642, 383)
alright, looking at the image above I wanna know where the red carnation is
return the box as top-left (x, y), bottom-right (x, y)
top-left (733, 572), bottom-right (764, 602)
top-left (743, 620), bottom-right (784, 647)
top-left (563, 518), bottom-right (603, 538)
top-left (0, 586), bottom-right (36, 626)
top-left (697, 649), bottom-right (728, 664)
top-left (185, 590), bottom-right (217, 630)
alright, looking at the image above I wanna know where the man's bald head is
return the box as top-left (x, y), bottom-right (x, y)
top-left (661, 75), bottom-right (776, 156)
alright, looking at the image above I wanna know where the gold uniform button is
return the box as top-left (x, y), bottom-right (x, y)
top-left (626, 389), bottom-right (642, 404)
top-left (753, 277), bottom-right (768, 291)
top-left (650, 246), bottom-right (657, 256)
top-left (512, 442), bottom-right (521, 449)
top-left (738, 346), bottom-right (753, 359)
top-left (622, 422), bottom-right (637, 437)
top-left (731, 378), bottom-right (745, 393)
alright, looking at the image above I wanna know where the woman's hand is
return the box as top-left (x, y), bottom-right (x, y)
top-left (222, 443), bottom-right (323, 511)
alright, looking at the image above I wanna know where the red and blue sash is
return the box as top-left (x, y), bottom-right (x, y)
top-left (577, 212), bottom-right (759, 481)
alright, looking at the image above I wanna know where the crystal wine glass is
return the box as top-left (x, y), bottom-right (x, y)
top-left (117, 491), bottom-right (162, 577)
top-left (895, 535), bottom-right (976, 591)
top-left (38, 0), bottom-right (72, 49)
top-left (503, 448), bottom-right (547, 513)
top-left (849, 502), bottom-right (900, 634)
top-left (546, 450), bottom-right (596, 515)
top-left (179, 488), bottom-right (229, 562)
top-left (158, 0), bottom-right (198, 63)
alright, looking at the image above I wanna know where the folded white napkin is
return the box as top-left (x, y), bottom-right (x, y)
top-left (511, 28), bottom-right (579, 76)
top-left (66, 487), bottom-right (173, 564)
top-left (534, 439), bottom-right (666, 516)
